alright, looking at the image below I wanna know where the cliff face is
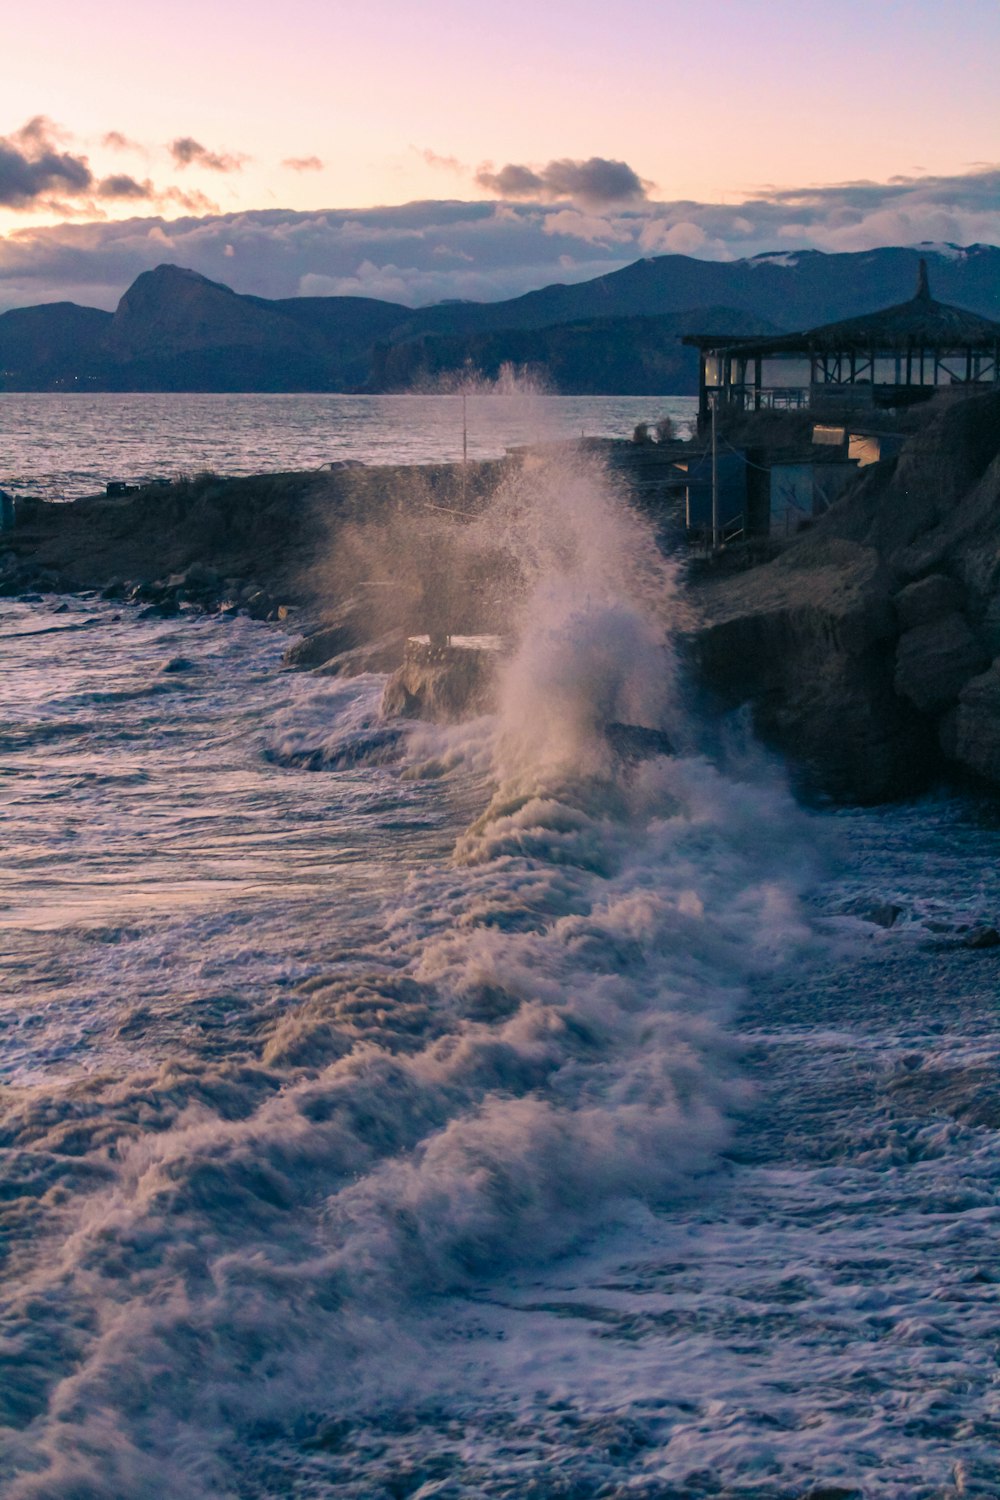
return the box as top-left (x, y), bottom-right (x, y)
top-left (693, 392), bottom-right (1000, 801)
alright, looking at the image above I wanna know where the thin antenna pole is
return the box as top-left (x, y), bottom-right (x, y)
top-left (710, 390), bottom-right (719, 550)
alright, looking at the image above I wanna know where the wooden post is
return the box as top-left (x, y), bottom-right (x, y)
top-left (711, 391), bottom-right (719, 552)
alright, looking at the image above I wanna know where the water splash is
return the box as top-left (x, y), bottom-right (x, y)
top-left (0, 431), bottom-right (819, 1499)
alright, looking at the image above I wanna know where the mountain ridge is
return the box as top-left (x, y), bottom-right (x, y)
top-left (1, 245), bottom-right (997, 395)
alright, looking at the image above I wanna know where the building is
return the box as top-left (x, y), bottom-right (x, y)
top-left (683, 261), bottom-right (1000, 430)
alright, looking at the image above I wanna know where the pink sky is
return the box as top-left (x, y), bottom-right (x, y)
top-left (1, 0), bottom-right (998, 310)
top-left (3, 0), bottom-right (997, 227)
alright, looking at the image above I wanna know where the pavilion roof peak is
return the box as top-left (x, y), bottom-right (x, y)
top-left (683, 257), bottom-right (1000, 357)
top-left (915, 258), bottom-right (931, 302)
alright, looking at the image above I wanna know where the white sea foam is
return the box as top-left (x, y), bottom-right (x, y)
top-left (0, 447), bottom-right (833, 1498)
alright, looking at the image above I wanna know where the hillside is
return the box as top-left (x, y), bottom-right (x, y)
top-left (0, 244), bottom-right (998, 394)
top-left (396, 243), bottom-right (1000, 339)
top-left (367, 307), bottom-right (778, 394)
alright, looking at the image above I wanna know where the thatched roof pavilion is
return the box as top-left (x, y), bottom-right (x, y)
top-left (684, 260), bottom-right (1000, 427)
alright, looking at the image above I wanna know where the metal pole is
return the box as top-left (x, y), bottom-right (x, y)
top-left (710, 389), bottom-right (719, 550)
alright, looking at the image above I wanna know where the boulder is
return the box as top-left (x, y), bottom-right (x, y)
top-left (382, 642), bottom-right (499, 721)
top-left (314, 631), bottom-right (406, 678)
top-left (138, 600), bottom-right (180, 620)
top-left (893, 612), bottom-right (989, 714)
top-left (940, 659), bottom-right (1000, 784)
top-left (694, 536), bottom-right (932, 801)
top-left (283, 620), bottom-right (361, 669)
top-left (893, 572), bottom-right (962, 628)
top-left (964, 926), bottom-right (1000, 950)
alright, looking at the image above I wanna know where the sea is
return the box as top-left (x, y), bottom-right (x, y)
top-left (0, 392), bottom-right (699, 502)
top-left (2, 394), bottom-right (1000, 1500)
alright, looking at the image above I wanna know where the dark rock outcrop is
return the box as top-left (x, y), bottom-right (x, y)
top-left (382, 643), bottom-right (501, 720)
top-left (894, 612), bottom-right (989, 713)
top-left (283, 621), bottom-right (363, 669)
top-left (941, 661), bottom-right (1000, 781)
top-left (693, 391), bottom-right (1000, 800)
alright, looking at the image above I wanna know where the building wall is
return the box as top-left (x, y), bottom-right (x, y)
top-left (683, 452), bottom-right (748, 538)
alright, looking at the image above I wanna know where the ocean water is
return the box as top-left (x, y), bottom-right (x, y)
top-left (2, 434), bottom-right (1000, 1499)
top-left (0, 392), bottom-right (698, 502)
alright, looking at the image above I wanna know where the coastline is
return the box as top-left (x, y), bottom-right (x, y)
top-left (5, 393), bottom-right (1000, 805)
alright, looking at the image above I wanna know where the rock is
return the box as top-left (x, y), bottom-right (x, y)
top-left (893, 612), bottom-right (988, 714)
top-left (131, 580), bottom-right (166, 603)
top-left (963, 925), bottom-right (1000, 949)
top-left (382, 641), bottom-right (499, 721)
top-left (314, 631), bottom-right (406, 678)
top-left (894, 572), bottom-right (962, 628)
top-left (868, 902), bottom-right (902, 929)
top-left (242, 589), bottom-right (275, 620)
top-left (692, 392), bottom-right (1000, 800)
top-left (138, 600), bottom-right (180, 619)
top-left (284, 621), bottom-right (362, 669)
top-left (695, 537), bottom-right (931, 802)
top-left (939, 659), bottom-right (1000, 783)
top-left (180, 562), bottom-right (220, 591)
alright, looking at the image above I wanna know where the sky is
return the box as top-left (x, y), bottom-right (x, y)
top-left (1, 0), bottom-right (998, 310)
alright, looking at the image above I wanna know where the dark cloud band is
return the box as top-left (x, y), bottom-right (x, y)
top-left (0, 117), bottom-right (93, 208)
top-left (0, 161), bottom-right (996, 313)
top-left (475, 156), bottom-right (650, 207)
top-left (169, 138), bottom-right (246, 173)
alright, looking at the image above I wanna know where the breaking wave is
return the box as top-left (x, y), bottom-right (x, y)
top-left (0, 449), bottom-right (818, 1497)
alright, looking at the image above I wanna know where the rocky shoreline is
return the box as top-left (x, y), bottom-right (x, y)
top-left (5, 397), bottom-right (1000, 804)
top-left (692, 391), bottom-right (1000, 801)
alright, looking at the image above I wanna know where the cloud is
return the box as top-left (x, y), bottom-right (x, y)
top-left (282, 155), bottom-right (324, 172)
top-left (0, 117), bottom-right (225, 217)
top-left (97, 174), bottom-right (154, 201)
top-left (542, 208), bottom-right (637, 245)
top-left (14, 115), bottom-right (73, 150)
top-left (637, 219), bottom-right (709, 255)
top-left (102, 130), bottom-right (143, 153)
top-left (0, 165), bottom-right (997, 314)
top-left (0, 116), bottom-right (93, 208)
top-left (475, 156), bottom-right (651, 208)
top-left (418, 148), bottom-right (467, 175)
top-left (168, 137), bottom-right (246, 172)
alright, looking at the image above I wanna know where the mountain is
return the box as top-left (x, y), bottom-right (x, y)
top-left (0, 244), bottom-right (998, 395)
top-left (0, 266), bottom-right (412, 392)
top-left (0, 303), bottom-right (112, 390)
top-left (396, 243), bottom-right (1000, 339)
top-left (368, 307), bottom-right (779, 394)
